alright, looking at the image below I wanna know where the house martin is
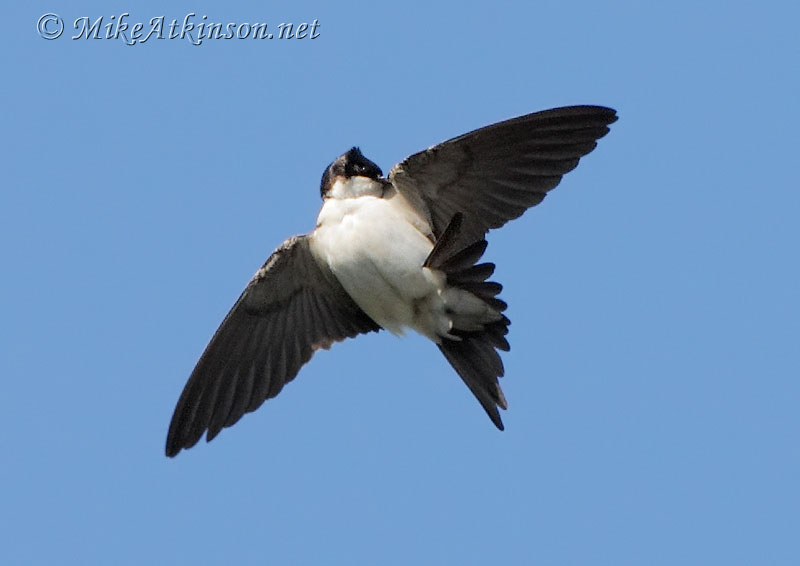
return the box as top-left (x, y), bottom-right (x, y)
top-left (166, 105), bottom-right (617, 456)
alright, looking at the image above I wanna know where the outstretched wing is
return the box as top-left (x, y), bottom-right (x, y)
top-left (389, 105), bottom-right (617, 247)
top-left (166, 235), bottom-right (380, 457)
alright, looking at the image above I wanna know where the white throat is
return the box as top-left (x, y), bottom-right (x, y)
top-left (329, 176), bottom-right (384, 199)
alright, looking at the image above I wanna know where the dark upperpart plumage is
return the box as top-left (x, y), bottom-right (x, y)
top-left (319, 147), bottom-right (383, 198)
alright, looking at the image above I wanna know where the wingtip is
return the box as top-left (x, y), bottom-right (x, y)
top-left (552, 104), bottom-right (618, 126)
top-left (165, 429), bottom-right (177, 457)
top-left (581, 105), bottom-right (618, 127)
top-left (603, 106), bottom-right (619, 125)
top-left (595, 105), bottom-right (619, 126)
top-left (165, 418), bottom-right (186, 457)
top-left (165, 431), bottom-right (205, 458)
top-left (165, 425), bottom-right (192, 458)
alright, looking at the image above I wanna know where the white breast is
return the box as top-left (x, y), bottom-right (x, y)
top-left (309, 182), bottom-right (448, 339)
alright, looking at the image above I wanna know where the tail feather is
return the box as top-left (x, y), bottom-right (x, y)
top-left (458, 280), bottom-right (503, 298)
top-left (437, 240), bottom-right (488, 272)
top-left (424, 212), bottom-right (466, 269)
top-left (438, 336), bottom-right (508, 428)
top-left (483, 317), bottom-right (511, 352)
top-left (447, 263), bottom-right (496, 285)
top-left (456, 281), bottom-right (507, 313)
top-left (425, 214), bottom-right (512, 430)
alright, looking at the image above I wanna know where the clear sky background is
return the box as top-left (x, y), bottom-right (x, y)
top-left (2, 1), bottom-right (798, 564)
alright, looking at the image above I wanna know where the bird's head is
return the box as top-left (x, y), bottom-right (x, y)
top-left (320, 147), bottom-right (384, 199)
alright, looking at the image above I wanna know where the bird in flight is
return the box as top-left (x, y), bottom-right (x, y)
top-left (166, 105), bottom-right (617, 456)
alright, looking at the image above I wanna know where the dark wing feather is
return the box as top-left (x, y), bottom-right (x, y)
top-left (165, 235), bottom-right (379, 457)
top-left (389, 105), bottom-right (617, 247)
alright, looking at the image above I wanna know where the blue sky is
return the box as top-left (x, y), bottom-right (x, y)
top-left (2, 1), bottom-right (798, 564)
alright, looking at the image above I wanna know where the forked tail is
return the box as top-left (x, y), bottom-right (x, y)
top-left (424, 213), bottom-right (511, 429)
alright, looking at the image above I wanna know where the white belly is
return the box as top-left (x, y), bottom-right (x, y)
top-left (309, 192), bottom-right (448, 339)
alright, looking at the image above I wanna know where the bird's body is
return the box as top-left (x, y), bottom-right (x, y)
top-left (312, 177), bottom-right (496, 341)
top-left (311, 179), bottom-right (440, 338)
top-left (166, 105), bottom-right (618, 456)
